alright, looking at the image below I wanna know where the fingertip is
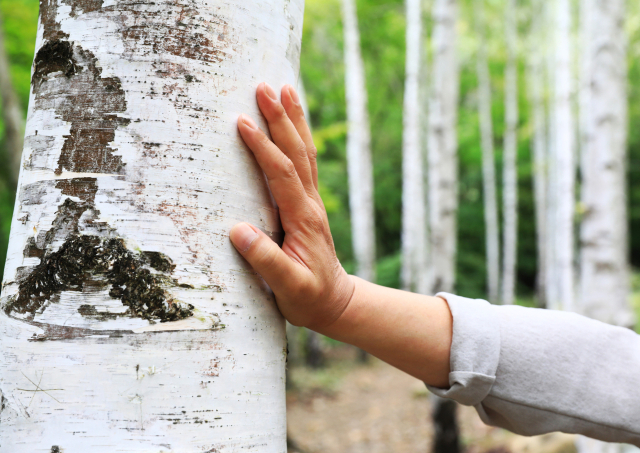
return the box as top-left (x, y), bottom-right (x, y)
top-left (287, 84), bottom-right (300, 105)
top-left (238, 114), bottom-right (258, 130)
top-left (230, 222), bottom-right (260, 253)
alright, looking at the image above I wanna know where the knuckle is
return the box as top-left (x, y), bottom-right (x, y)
top-left (307, 145), bottom-right (318, 162)
top-left (280, 154), bottom-right (297, 178)
top-left (294, 140), bottom-right (308, 159)
top-left (306, 210), bottom-right (326, 234)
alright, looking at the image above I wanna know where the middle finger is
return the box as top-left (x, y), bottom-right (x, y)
top-left (256, 83), bottom-right (315, 195)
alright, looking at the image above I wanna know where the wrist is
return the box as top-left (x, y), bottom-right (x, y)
top-left (315, 275), bottom-right (368, 342)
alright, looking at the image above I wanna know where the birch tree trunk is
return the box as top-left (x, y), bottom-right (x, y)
top-left (576, 9), bottom-right (637, 451)
top-left (0, 1), bottom-right (304, 451)
top-left (528, 0), bottom-right (548, 308)
top-left (0, 10), bottom-right (25, 186)
top-left (427, 0), bottom-right (459, 296)
top-left (578, 0), bottom-right (634, 328)
top-left (341, 0), bottom-right (376, 286)
top-left (474, 0), bottom-right (500, 304)
top-left (545, 0), bottom-right (560, 309)
top-left (501, 0), bottom-right (518, 306)
top-left (401, 0), bottom-right (429, 294)
top-left (427, 0), bottom-right (460, 451)
top-left (550, 0), bottom-right (576, 311)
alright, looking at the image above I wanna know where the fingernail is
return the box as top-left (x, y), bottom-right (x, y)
top-left (288, 85), bottom-right (300, 104)
top-left (264, 83), bottom-right (278, 101)
top-left (231, 223), bottom-right (259, 253)
top-left (240, 114), bottom-right (258, 130)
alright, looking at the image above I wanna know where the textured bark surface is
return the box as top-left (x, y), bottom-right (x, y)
top-left (0, 10), bottom-right (25, 185)
top-left (401, 0), bottom-right (429, 294)
top-left (501, 0), bottom-right (518, 306)
top-left (578, 0), bottom-right (634, 329)
top-left (0, 0), bottom-right (304, 450)
top-left (341, 0), bottom-right (376, 284)
top-left (548, 0), bottom-right (575, 311)
top-left (528, 0), bottom-right (547, 307)
top-left (427, 0), bottom-right (459, 296)
top-left (474, 0), bottom-right (499, 304)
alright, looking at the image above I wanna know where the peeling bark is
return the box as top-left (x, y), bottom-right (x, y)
top-left (0, 0), bottom-right (304, 450)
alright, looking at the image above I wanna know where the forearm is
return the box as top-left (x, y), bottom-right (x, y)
top-left (318, 276), bottom-right (453, 388)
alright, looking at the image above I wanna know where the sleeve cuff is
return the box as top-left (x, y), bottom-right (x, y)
top-left (426, 293), bottom-right (501, 407)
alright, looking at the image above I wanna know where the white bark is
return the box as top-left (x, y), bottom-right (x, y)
top-left (501, 0), bottom-right (518, 306)
top-left (550, 0), bottom-right (576, 311)
top-left (427, 0), bottom-right (459, 294)
top-left (528, 0), bottom-right (548, 307)
top-left (544, 0), bottom-right (559, 309)
top-left (474, 0), bottom-right (500, 303)
top-left (0, 0), bottom-right (304, 450)
top-left (341, 0), bottom-right (376, 284)
top-left (0, 10), bottom-right (25, 185)
top-left (401, 0), bottom-right (429, 294)
top-left (578, 0), bottom-right (634, 326)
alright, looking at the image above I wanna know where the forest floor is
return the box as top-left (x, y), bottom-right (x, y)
top-left (286, 347), bottom-right (577, 453)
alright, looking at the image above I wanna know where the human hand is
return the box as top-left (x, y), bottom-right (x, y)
top-left (230, 83), bottom-right (355, 331)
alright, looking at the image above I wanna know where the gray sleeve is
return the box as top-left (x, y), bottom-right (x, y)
top-left (426, 293), bottom-right (640, 446)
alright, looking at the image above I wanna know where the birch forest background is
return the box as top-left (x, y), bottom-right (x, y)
top-left (1, 0), bottom-right (640, 451)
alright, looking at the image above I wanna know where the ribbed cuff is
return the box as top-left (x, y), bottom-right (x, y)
top-left (426, 293), bottom-right (501, 407)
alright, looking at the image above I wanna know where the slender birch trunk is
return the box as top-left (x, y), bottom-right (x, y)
top-left (544, 0), bottom-right (559, 309)
top-left (402, 0), bottom-right (429, 294)
top-left (0, 1), bottom-right (304, 450)
top-left (0, 11), bottom-right (25, 186)
top-left (427, 0), bottom-right (459, 296)
top-left (501, 0), bottom-right (519, 306)
top-left (528, 0), bottom-right (548, 308)
top-left (550, 0), bottom-right (576, 312)
top-left (427, 0), bottom-right (460, 451)
top-left (578, 0), bottom-right (633, 325)
top-left (341, 0), bottom-right (376, 286)
top-left (474, 0), bottom-right (500, 304)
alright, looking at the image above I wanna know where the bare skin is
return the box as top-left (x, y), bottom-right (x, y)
top-left (230, 83), bottom-right (452, 388)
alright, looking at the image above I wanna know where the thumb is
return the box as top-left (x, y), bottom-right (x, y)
top-left (230, 223), bottom-right (297, 289)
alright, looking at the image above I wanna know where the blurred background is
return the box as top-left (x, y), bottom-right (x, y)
top-left (1, 0), bottom-right (639, 452)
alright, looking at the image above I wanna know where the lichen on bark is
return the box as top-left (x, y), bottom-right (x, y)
top-left (5, 198), bottom-right (194, 323)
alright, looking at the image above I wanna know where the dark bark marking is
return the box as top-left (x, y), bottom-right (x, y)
top-left (51, 447), bottom-right (60, 453)
top-left (33, 0), bottom-right (129, 175)
top-left (114, 1), bottom-right (236, 64)
top-left (32, 40), bottom-right (77, 88)
top-left (56, 177), bottom-right (98, 202)
top-left (6, 234), bottom-right (194, 322)
top-left (32, 42), bottom-right (130, 175)
top-left (62, 0), bottom-right (104, 17)
top-left (8, 198), bottom-right (193, 324)
top-left (40, 0), bottom-right (69, 41)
